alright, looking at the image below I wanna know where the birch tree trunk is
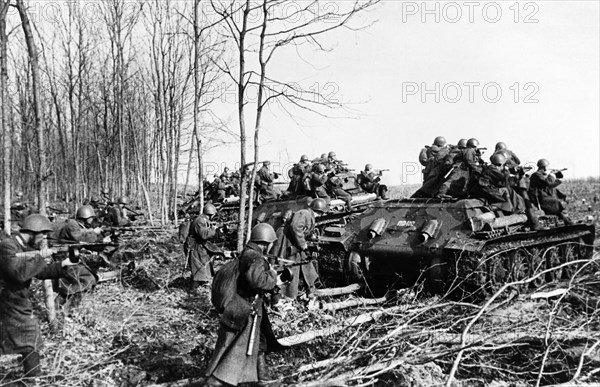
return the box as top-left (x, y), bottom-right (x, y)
top-left (17, 0), bottom-right (46, 215)
top-left (1, 0), bottom-right (9, 234)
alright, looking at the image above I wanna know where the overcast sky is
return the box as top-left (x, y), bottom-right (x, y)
top-left (204, 0), bottom-right (600, 186)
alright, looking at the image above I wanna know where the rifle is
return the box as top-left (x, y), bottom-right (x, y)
top-left (17, 242), bottom-right (118, 263)
top-left (550, 168), bottom-right (568, 174)
top-left (443, 166), bottom-right (456, 179)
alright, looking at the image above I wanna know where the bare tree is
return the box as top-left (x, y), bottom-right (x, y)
top-left (16, 0), bottom-right (47, 215)
top-left (0, 0), bottom-right (9, 234)
top-left (211, 0), bottom-right (379, 249)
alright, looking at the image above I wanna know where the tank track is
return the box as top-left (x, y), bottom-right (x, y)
top-left (445, 232), bottom-right (595, 299)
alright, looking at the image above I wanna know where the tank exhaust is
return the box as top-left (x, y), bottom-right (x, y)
top-left (368, 218), bottom-right (387, 239)
top-left (418, 219), bottom-right (439, 244)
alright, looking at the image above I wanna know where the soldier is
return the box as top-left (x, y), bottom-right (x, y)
top-left (51, 205), bottom-right (107, 305)
top-left (209, 174), bottom-right (229, 203)
top-left (0, 215), bottom-right (77, 378)
top-left (310, 164), bottom-right (330, 201)
top-left (106, 196), bottom-right (132, 227)
top-left (456, 138), bottom-right (468, 149)
top-left (204, 223), bottom-right (283, 387)
top-left (186, 203), bottom-right (220, 289)
top-left (529, 159), bottom-right (572, 224)
top-left (437, 138), bottom-right (483, 199)
top-left (419, 136), bottom-right (447, 166)
top-left (495, 142), bottom-right (521, 166)
top-left (358, 164), bottom-right (389, 200)
top-left (288, 155), bottom-right (312, 196)
top-left (257, 161), bottom-right (282, 203)
top-left (325, 171), bottom-right (352, 211)
top-left (220, 167), bottom-right (231, 181)
top-left (272, 198), bottom-right (328, 300)
top-left (471, 153), bottom-right (525, 213)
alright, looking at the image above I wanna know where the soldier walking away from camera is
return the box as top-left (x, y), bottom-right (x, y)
top-left (272, 198), bottom-right (328, 300)
top-left (529, 159), bottom-right (572, 225)
top-left (359, 164), bottom-right (389, 200)
top-left (187, 204), bottom-right (220, 290)
top-left (257, 161), bottom-right (282, 203)
top-left (205, 223), bottom-right (284, 387)
top-left (106, 196), bottom-right (132, 227)
top-left (437, 138), bottom-right (483, 199)
top-left (50, 205), bottom-right (105, 306)
top-left (0, 215), bottom-right (77, 379)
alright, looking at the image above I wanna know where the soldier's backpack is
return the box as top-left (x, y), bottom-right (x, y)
top-left (210, 258), bottom-right (239, 313)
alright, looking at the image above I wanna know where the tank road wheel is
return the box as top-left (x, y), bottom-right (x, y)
top-left (488, 254), bottom-right (508, 293)
top-left (346, 251), bottom-right (366, 283)
top-left (427, 256), bottom-right (447, 295)
top-left (509, 249), bottom-right (529, 291)
top-left (577, 236), bottom-right (594, 260)
top-left (528, 247), bottom-right (546, 288)
top-left (560, 242), bottom-right (579, 279)
top-left (545, 247), bottom-right (562, 283)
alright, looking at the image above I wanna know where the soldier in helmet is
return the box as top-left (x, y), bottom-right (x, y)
top-left (287, 155), bottom-right (312, 196)
top-left (494, 142), bottom-right (521, 166)
top-left (204, 223), bottom-right (284, 387)
top-left (0, 215), bottom-right (77, 378)
top-left (310, 164), bottom-right (330, 201)
top-left (419, 136), bottom-right (447, 165)
top-left (471, 153), bottom-right (525, 213)
top-left (51, 205), bottom-right (108, 305)
top-left (256, 161), bottom-right (282, 203)
top-left (186, 203), bottom-right (221, 290)
top-left (358, 164), bottom-right (389, 200)
top-left (529, 159), bottom-right (571, 224)
top-left (437, 137), bottom-right (483, 199)
top-left (272, 198), bottom-right (329, 300)
top-left (106, 196), bottom-right (132, 227)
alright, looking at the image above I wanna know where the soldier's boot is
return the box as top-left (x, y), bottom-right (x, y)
top-left (21, 351), bottom-right (42, 378)
top-left (257, 353), bottom-right (276, 385)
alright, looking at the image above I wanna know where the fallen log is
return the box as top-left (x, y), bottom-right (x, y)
top-left (320, 290), bottom-right (400, 312)
top-left (278, 305), bottom-right (408, 347)
top-left (296, 358), bottom-right (406, 387)
top-left (298, 356), bottom-right (350, 374)
top-left (313, 283), bottom-right (362, 297)
top-left (98, 270), bottom-right (120, 283)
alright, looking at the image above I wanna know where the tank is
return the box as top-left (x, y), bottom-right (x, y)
top-left (340, 197), bottom-right (596, 298)
top-left (252, 192), bottom-right (379, 248)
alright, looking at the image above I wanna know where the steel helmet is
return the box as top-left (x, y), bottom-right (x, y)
top-left (537, 158), bottom-right (550, 168)
top-left (365, 163), bottom-right (373, 171)
top-left (320, 153), bottom-right (327, 159)
top-left (117, 196), bottom-right (129, 205)
top-left (263, 161), bottom-right (271, 166)
top-left (433, 136), bottom-right (446, 147)
top-left (316, 164), bottom-right (325, 173)
top-left (328, 151), bottom-right (336, 158)
top-left (249, 223), bottom-right (277, 243)
top-left (495, 142), bottom-right (507, 151)
top-left (20, 214), bottom-right (54, 233)
top-left (467, 138), bottom-right (479, 148)
top-left (203, 203), bottom-right (217, 216)
top-left (300, 155), bottom-right (309, 162)
top-left (457, 139), bottom-right (468, 148)
top-left (310, 198), bottom-right (328, 213)
top-left (490, 153), bottom-right (507, 166)
top-left (76, 205), bottom-right (96, 219)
